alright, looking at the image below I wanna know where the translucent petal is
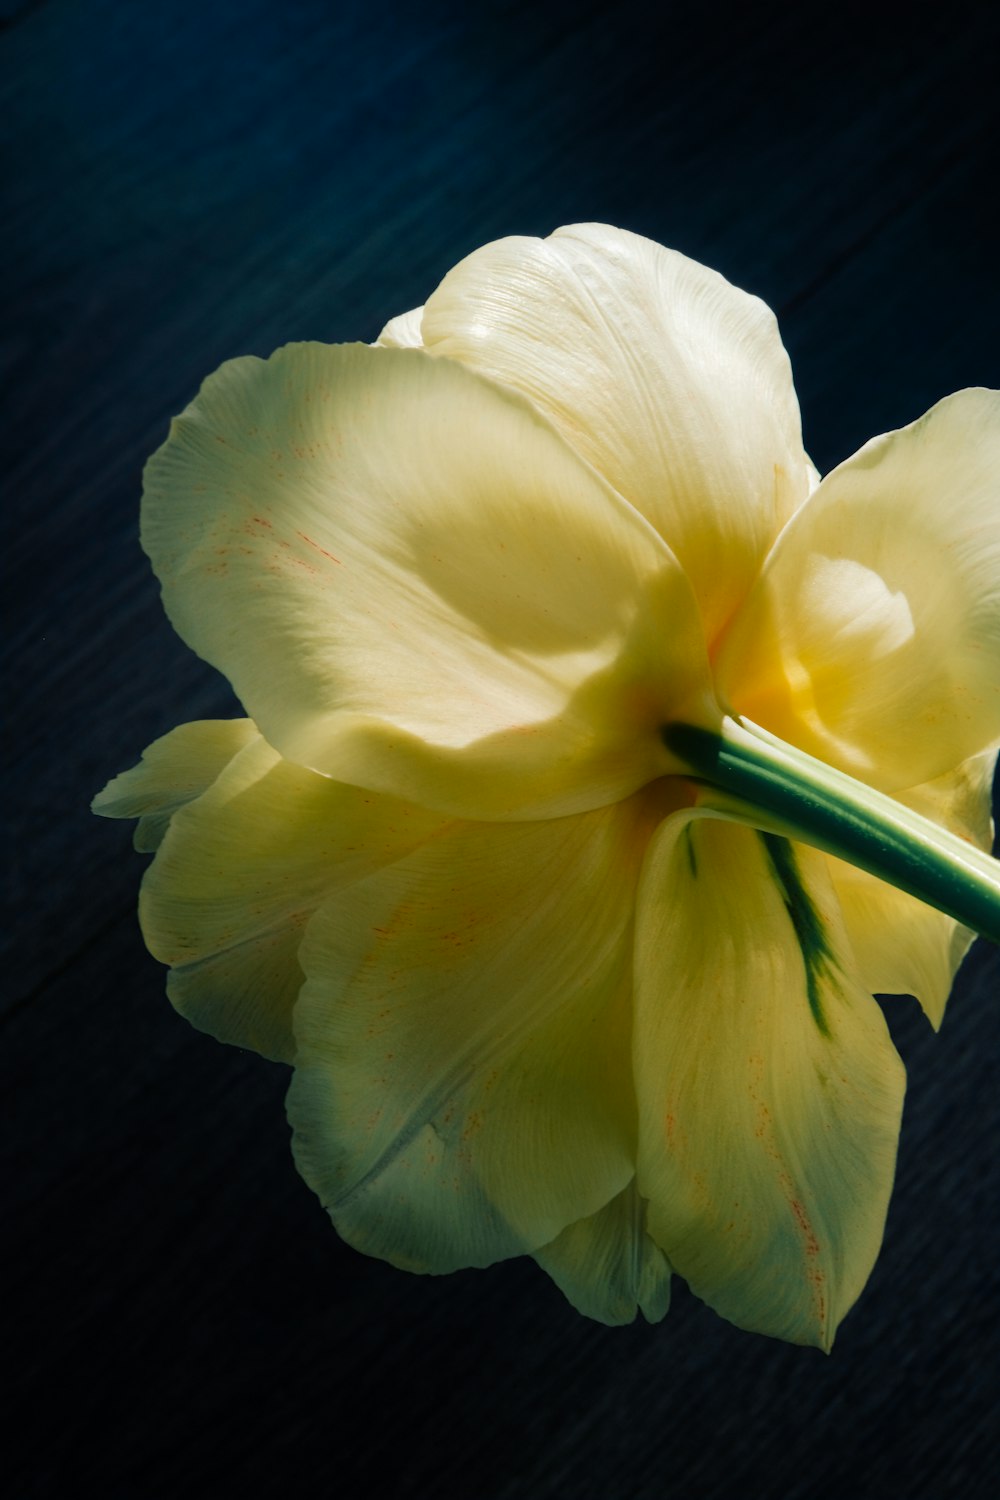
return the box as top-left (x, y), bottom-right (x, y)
top-left (421, 223), bottom-right (811, 641)
top-left (828, 743), bottom-right (998, 1027)
top-left (142, 340), bottom-right (712, 820)
top-left (141, 736), bottom-right (447, 1062)
top-left (719, 389), bottom-right (1000, 789)
top-left (533, 1178), bottom-right (672, 1326)
top-left (286, 793), bottom-right (674, 1273)
top-left (92, 718), bottom-right (257, 851)
top-left (634, 814), bottom-right (905, 1349)
top-left (376, 306), bottom-right (424, 348)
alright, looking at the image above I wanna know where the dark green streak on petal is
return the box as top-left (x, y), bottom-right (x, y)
top-left (684, 826), bottom-right (698, 878)
top-left (759, 833), bottom-right (833, 1037)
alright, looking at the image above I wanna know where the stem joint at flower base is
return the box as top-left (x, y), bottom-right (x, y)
top-left (662, 715), bottom-right (1000, 947)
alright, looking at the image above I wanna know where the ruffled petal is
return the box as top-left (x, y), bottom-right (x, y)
top-left (718, 389), bottom-right (1000, 789)
top-left (828, 744), bottom-right (998, 1027)
top-left (140, 736), bottom-right (447, 1063)
top-left (287, 791), bottom-right (676, 1273)
top-left (142, 340), bottom-right (712, 820)
top-left (92, 718), bottom-right (257, 851)
top-left (633, 813), bottom-right (905, 1349)
top-left (376, 307), bottom-right (424, 348)
top-left (533, 1178), bottom-right (672, 1326)
top-left (420, 223), bottom-right (811, 641)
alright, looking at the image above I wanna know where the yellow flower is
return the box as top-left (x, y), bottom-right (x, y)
top-left (94, 224), bottom-right (1000, 1348)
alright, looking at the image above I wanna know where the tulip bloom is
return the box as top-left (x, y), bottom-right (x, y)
top-left (95, 225), bottom-right (1000, 1347)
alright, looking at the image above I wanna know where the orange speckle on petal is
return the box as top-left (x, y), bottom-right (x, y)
top-left (296, 531), bottom-right (342, 564)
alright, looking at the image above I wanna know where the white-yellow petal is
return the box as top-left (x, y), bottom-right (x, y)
top-left (92, 718), bottom-right (258, 850)
top-left (287, 794), bottom-right (671, 1273)
top-left (421, 223), bottom-right (811, 640)
top-left (140, 736), bottom-right (447, 1062)
top-left (376, 306), bottom-right (425, 348)
top-left (634, 814), bottom-right (905, 1349)
top-left (533, 1179), bottom-right (672, 1326)
top-left (142, 340), bottom-right (712, 819)
top-left (718, 389), bottom-right (1000, 789)
top-left (828, 744), bottom-right (998, 1027)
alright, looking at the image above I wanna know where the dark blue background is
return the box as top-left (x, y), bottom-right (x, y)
top-left (4, 2), bottom-right (998, 1495)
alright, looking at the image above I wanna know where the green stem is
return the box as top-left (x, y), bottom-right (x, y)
top-left (663, 716), bottom-right (1000, 946)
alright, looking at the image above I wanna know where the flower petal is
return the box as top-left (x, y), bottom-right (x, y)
top-left (142, 341), bottom-right (712, 819)
top-left (287, 793), bottom-right (674, 1273)
top-left (634, 813), bottom-right (905, 1349)
top-left (92, 718), bottom-right (258, 851)
top-left (377, 306), bottom-right (424, 348)
top-left (140, 735), bottom-right (447, 1062)
top-left (827, 744), bottom-right (998, 1028)
top-left (420, 223), bottom-right (811, 641)
top-left (718, 389), bottom-right (1000, 789)
top-left (533, 1179), bottom-right (672, 1326)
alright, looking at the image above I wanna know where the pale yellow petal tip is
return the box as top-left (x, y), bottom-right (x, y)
top-left (699, 1270), bottom-right (858, 1354)
top-left (92, 719), bottom-right (257, 823)
top-left (532, 1183), bottom-right (672, 1327)
top-left (91, 766), bottom-right (139, 818)
top-left (376, 305), bottom-right (425, 349)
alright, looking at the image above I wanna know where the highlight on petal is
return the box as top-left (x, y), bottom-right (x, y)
top-left (533, 1179), bottom-right (672, 1326)
top-left (420, 223), bottom-right (812, 642)
top-left (828, 744), bottom-right (998, 1028)
top-left (142, 340), bottom-right (714, 821)
top-left (287, 791), bottom-right (677, 1274)
top-left (718, 389), bottom-right (1000, 790)
top-left (92, 718), bottom-right (258, 850)
top-left (633, 813), bottom-right (906, 1349)
top-left (140, 736), bottom-right (447, 1062)
top-left (376, 306), bottom-right (424, 349)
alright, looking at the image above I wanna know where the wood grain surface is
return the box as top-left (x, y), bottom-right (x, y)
top-left (4, 2), bottom-right (998, 1496)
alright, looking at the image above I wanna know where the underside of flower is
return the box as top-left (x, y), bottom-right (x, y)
top-left (94, 224), bottom-right (1000, 1349)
